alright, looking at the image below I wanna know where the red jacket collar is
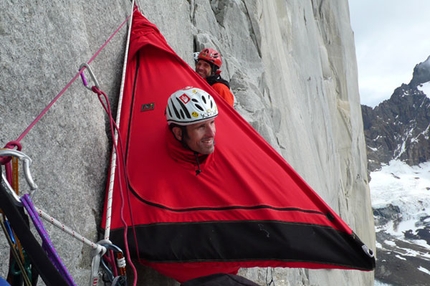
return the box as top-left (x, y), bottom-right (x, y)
top-left (165, 127), bottom-right (214, 174)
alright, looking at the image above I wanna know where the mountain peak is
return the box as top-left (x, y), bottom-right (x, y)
top-left (362, 82), bottom-right (430, 171)
top-left (409, 55), bottom-right (430, 88)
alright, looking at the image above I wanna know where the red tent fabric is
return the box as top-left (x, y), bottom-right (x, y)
top-left (101, 8), bottom-right (375, 283)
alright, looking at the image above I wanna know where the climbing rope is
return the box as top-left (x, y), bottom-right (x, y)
top-left (1, 150), bottom-right (34, 285)
top-left (79, 62), bottom-right (137, 286)
top-left (0, 150), bottom-right (124, 285)
top-left (0, 2), bottom-right (138, 285)
top-left (88, 1), bottom-right (139, 285)
top-left (0, 6), bottom-right (133, 156)
top-left (0, 164), bottom-right (69, 285)
top-left (21, 194), bottom-right (76, 286)
top-left (0, 5), bottom-right (137, 285)
top-left (0, 216), bottom-right (32, 286)
top-left (104, 0), bottom-right (137, 241)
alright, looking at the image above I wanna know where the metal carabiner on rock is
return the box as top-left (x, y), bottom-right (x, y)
top-left (1, 173), bottom-right (22, 206)
top-left (0, 149), bottom-right (37, 198)
top-left (96, 240), bottom-right (127, 284)
top-left (79, 63), bottom-right (100, 91)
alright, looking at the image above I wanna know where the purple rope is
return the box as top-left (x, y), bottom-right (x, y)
top-left (21, 194), bottom-right (77, 286)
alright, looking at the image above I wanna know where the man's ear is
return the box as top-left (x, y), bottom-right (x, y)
top-left (171, 126), bottom-right (183, 141)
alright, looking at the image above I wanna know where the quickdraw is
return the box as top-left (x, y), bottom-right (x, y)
top-left (0, 150), bottom-right (128, 286)
top-left (79, 63), bottom-right (101, 91)
top-left (0, 149), bottom-right (35, 286)
top-left (1, 2), bottom-right (137, 284)
top-left (0, 216), bottom-right (32, 286)
top-left (97, 240), bottom-right (127, 286)
top-left (0, 164), bottom-right (51, 285)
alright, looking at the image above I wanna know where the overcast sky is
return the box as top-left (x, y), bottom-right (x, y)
top-left (349, 0), bottom-right (430, 107)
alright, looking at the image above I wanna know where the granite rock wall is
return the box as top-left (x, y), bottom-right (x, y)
top-left (0, 1), bottom-right (375, 285)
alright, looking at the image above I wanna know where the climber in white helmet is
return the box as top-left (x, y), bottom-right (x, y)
top-left (166, 87), bottom-right (218, 162)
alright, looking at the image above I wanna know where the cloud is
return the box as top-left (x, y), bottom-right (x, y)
top-left (349, 0), bottom-right (430, 107)
top-left (410, 56), bottom-right (430, 87)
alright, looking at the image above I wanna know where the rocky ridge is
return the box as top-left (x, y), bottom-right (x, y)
top-left (363, 55), bottom-right (430, 285)
top-left (362, 85), bottom-right (430, 171)
top-left (362, 55), bottom-right (430, 172)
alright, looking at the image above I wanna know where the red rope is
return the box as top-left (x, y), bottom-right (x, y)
top-left (1, 6), bottom-right (140, 283)
top-left (1, 10), bottom-right (133, 156)
top-left (91, 86), bottom-right (139, 282)
top-left (90, 85), bottom-right (139, 283)
top-left (0, 141), bottom-right (22, 165)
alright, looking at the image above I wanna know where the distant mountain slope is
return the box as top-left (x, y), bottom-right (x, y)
top-left (362, 55), bottom-right (430, 172)
top-left (363, 56), bottom-right (430, 286)
top-left (362, 84), bottom-right (430, 172)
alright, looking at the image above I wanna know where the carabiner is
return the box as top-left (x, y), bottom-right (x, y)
top-left (10, 250), bottom-right (32, 280)
top-left (1, 173), bottom-right (22, 206)
top-left (4, 219), bottom-right (16, 244)
top-left (79, 63), bottom-right (100, 91)
top-left (97, 240), bottom-right (127, 283)
top-left (0, 149), bottom-right (37, 198)
top-left (0, 141), bottom-right (22, 165)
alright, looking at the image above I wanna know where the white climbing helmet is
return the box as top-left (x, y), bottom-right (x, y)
top-left (166, 87), bottom-right (218, 126)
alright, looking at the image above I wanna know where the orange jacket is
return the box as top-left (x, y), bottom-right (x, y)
top-left (211, 82), bottom-right (235, 107)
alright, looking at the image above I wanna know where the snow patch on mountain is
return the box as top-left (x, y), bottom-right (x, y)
top-left (370, 160), bottom-right (430, 285)
top-left (418, 82), bottom-right (430, 96)
top-left (371, 160), bottom-right (430, 221)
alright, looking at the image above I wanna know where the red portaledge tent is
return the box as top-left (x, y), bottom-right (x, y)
top-left (101, 8), bottom-right (375, 283)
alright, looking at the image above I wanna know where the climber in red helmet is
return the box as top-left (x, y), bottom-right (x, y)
top-left (195, 48), bottom-right (235, 107)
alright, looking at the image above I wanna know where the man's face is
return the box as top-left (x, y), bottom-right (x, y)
top-left (173, 119), bottom-right (216, 154)
top-left (195, 60), bottom-right (212, 79)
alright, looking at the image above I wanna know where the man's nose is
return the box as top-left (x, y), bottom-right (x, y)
top-left (206, 125), bottom-right (216, 136)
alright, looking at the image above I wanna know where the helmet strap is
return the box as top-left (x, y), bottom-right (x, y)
top-left (211, 64), bottom-right (218, 76)
top-left (194, 152), bottom-right (202, 175)
top-left (171, 125), bottom-right (193, 151)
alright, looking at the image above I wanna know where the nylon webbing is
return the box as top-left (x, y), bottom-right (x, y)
top-left (21, 194), bottom-right (76, 286)
top-left (0, 216), bottom-right (32, 286)
top-left (0, 171), bottom-right (69, 285)
top-left (1, 5), bottom-right (138, 285)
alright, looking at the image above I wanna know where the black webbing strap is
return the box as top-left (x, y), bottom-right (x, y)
top-left (0, 168), bottom-right (70, 286)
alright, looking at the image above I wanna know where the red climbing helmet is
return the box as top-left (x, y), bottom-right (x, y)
top-left (197, 48), bottom-right (222, 69)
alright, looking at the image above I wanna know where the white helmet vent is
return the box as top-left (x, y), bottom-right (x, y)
top-left (166, 87), bottom-right (218, 125)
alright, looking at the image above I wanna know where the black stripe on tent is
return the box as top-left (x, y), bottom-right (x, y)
top-left (109, 220), bottom-right (375, 271)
